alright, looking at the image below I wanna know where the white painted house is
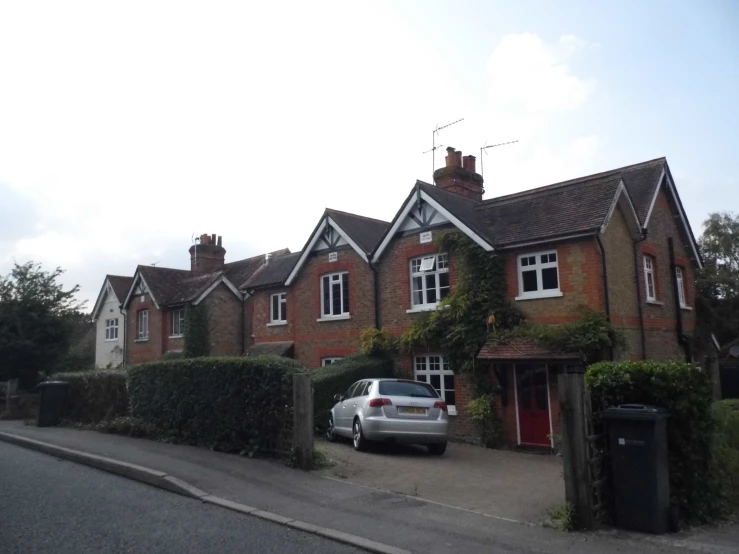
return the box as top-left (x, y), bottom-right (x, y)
top-left (91, 275), bottom-right (133, 368)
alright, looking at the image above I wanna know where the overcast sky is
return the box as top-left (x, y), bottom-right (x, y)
top-left (1, 1), bottom-right (737, 308)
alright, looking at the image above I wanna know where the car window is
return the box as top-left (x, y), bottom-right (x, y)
top-left (355, 382), bottom-right (369, 397)
top-left (378, 381), bottom-right (438, 398)
top-left (365, 382), bottom-right (373, 395)
top-left (344, 381), bottom-right (361, 399)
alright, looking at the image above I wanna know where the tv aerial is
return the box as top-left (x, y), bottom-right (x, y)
top-left (480, 140), bottom-right (518, 180)
top-left (423, 118), bottom-right (464, 181)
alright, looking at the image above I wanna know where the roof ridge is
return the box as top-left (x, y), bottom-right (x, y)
top-left (325, 208), bottom-right (390, 224)
top-left (107, 274), bottom-right (132, 279)
top-left (139, 265), bottom-right (192, 274)
top-left (483, 157), bottom-right (665, 204)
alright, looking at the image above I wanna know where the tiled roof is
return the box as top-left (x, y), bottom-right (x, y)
top-left (246, 341), bottom-right (295, 357)
top-left (107, 275), bottom-right (134, 303)
top-left (477, 338), bottom-right (579, 360)
top-left (138, 266), bottom-right (220, 306)
top-left (326, 209), bottom-right (390, 254)
top-left (245, 251), bottom-right (302, 289)
top-left (418, 182), bottom-right (494, 244)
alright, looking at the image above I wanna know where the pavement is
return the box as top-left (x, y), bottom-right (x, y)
top-left (0, 441), bottom-right (361, 554)
top-left (1, 420), bottom-right (737, 554)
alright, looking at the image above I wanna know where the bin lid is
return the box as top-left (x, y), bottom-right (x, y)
top-left (602, 404), bottom-right (669, 421)
top-left (37, 380), bottom-right (70, 388)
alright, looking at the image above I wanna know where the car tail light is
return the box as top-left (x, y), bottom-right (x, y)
top-left (434, 401), bottom-right (448, 411)
top-left (368, 398), bottom-right (392, 407)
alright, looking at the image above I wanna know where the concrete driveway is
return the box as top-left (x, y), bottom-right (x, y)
top-left (316, 438), bottom-right (565, 524)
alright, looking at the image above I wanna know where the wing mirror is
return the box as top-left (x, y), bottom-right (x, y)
top-left (333, 394), bottom-right (343, 402)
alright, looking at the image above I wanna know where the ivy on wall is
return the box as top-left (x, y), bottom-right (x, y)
top-left (184, 304), bottom-right (209, 358)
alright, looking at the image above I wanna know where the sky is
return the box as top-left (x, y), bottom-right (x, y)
top-left (1, 1), bottom-right (737, 308)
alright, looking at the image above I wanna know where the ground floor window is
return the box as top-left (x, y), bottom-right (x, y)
top-left (321, 357), bottom-right (344, 367)
top-left (414, 354), bottom-right (455, 412)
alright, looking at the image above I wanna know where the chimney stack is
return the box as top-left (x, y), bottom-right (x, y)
top-left (189, 233), bottom-right (226, 273)
top-left (433, 146), bottom-right (484, 201)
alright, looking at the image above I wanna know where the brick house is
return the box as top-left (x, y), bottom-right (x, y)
top-left (243, 147), bottom-right (703, 448)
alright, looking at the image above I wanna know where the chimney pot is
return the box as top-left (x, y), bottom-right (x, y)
top-left (445, 146), bottom-right (457, 167)
top-left (434, 148), bottom-right (484, 201)
top-left (211, 233), bottom-right (217, 244)
top-left (217, 236), bottom-right (222, 247)
top-left (462, 155), bottom-right (477, 173)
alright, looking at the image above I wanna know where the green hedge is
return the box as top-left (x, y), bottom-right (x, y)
top-left (313, 355), bottom-right (394, 430)
top-left (713, 399), bottom-right (739, 511)
top-left (51, 370), bottom-right (129, 423)
top-left (586, 361), bottom-right (721, 524)
top-left (127, 356), bottom-right (305, 455)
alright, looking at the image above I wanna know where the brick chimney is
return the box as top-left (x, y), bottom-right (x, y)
top-left (433, 146), bottom-right (484, 201)
top-left (189, 233), bottom-right (226, 273)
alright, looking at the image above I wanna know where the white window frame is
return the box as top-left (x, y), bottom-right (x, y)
top-left (676, 266), bottom-right (688, 308)
top-left (644, 255), bottom-right (656, 302)
top-left (409, 253), bottom-right (450, 311)
top-left (137, 309), bottom-right (149, 340)
top-left (321, 357), bottom-right (344, 367)
top-left (414, 354), bottom-right (456, 415)
top-left (104, 318), bottom-right (119, 341)
top-left (171, 308), bottom-right (185, 337)
top-left (269, 293), bottom-right (287, 324)
top-left (516, 250), bottom-right (562, 300)
top-left (319, 271), bottom-right (350, 320)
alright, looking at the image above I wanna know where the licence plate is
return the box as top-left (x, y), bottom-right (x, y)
top-left (399, 407), bottom-right (427, 415)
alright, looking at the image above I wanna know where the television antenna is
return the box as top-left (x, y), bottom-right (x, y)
top-left (480, 140), bottom-right (518, 180)
top-left (423, 118), bottom-right (464, 181)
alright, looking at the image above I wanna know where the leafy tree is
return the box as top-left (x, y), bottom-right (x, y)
top-left (697, 212), bottom-right (739, 346)
top-left (0, 262), bottom-right (84, 387)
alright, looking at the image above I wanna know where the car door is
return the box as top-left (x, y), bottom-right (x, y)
top-left (336, 381), bottom-right (361, 433)
top-left (350, 381), bottom-right (369, 422)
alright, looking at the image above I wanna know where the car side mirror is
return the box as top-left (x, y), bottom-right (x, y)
top-left (334, 394), bottom-right (343, 402)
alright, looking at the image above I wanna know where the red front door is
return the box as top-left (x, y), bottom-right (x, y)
top-left (516, 364), bottom-right (551, 447)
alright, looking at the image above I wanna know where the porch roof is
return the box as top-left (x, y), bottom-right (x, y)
top-left (246, 341), bottom-right (295, 358)
top-left (477, 338), bottom-right (579, 361)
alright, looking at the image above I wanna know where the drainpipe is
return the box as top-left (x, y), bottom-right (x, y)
top-left (369, 262), bottom-right (380, 329)
top-left (668, 237), bottom-right (691, 362)
top-left (595, 233), bottom-right (613, 360)
top-left (241, 292), bottom-right (246, 355)
top-left (121, 307), bottom-right (127, 367)
top-left (633, 231), bottom-right (648, 360)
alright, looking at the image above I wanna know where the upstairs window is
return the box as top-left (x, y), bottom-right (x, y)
top-left (321, 272), bottom-right (349, 318)
top-left (644, 256), bottom-right (656, 301)
top-left (517, 251), bottom-right (560, 299)
top-left (410, 253), bottom-right (450, 308)
top-left (321, 357), bottom-right (344, 366)
top-left (137, 310), bottom-right (149, 340)
top-left (271, 293), bottom-right (287, 323)
top-left (676, 266), bottom-right (687, 308)
top-left (171, 308), bottom-right (185, 337)
top-left (105, 318), bottom-right (118, 341)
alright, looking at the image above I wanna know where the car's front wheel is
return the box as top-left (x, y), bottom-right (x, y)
top-left (326, 415), bottom-right (337, 442)
top-left (353, 419), bottom-right (367, 452)
top-left (428, 442), bottom-right (447, 456)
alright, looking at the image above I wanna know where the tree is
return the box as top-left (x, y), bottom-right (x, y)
top-left (0, 262), bottom-right (84, 387)
top-left (697, 212), bottom-right (739, 347)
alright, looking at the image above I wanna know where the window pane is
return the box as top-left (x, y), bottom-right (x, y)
top-left (540, 254), bottom-right (548, 264)
top-left (419, 256), bottom-right (435, 272)
top-left (443, 374), bottom-right (454, 394)
top-left (415, 357), bottom-right (425, 371)
top-left (521, 257), bottom-right (529, 267)
top-left (445, 390), bottom-right (456, 406)
top-left (323, 276), bottom-right (330, 315)
top-left (528, 256), bottom-right (536, 265)
top-left (411, 259), bottom-right (421, 273)
top-left (272, 295), bottom-right (278, 319)
top-left (439, 272), bottom-right (450, 300)
top-left (437, 254), bottom-right (448, 270)
top-left (416, 374), bottom-right (427, 383)
top-left (342, 273), bottom-right (349, 313)
top-left (549, 253), bottom-right (557, 263)
top-left (430, 374), bottom-right (441, 390)
top-left (522, 270), bottom-right (538, 292)
top-left (426, 274), bottom-right (437, 303)
top-left (332, 282), bottom-right (341, 315)
top-left (280, 301), bottom-right (287, 321)
top-left (429, 356), bottom-right (440, 371)
top-left (542, 267), bottom-right (559, 290)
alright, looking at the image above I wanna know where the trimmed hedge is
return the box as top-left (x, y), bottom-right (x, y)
top-left (313, 355), bottom-right (394, 430)
top-left (127, 356), bottom-right (305, 455)
top-left (586, 361), bottom-right (721, 524)
top-left (51, 370), bottom-right (129, 423)
top-left (713, 399), bottom-right (739, 511)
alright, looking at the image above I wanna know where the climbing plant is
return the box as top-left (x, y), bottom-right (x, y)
top-left (184, 304), bottom-right (209, 358)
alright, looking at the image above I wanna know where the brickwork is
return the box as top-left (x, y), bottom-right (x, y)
top-left (202, 283), bottom-right (243, 357)
top-left (126, 294), bottom-right (163, 365)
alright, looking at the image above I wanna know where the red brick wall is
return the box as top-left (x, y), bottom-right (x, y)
top-left (202, 283), bottom-right (243, 357)
top-left (126, 294), bottom-right (163, 365)
top-left (251, 287), bottom-right (294, 344)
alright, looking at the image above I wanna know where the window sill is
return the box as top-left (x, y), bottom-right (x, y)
top-left (406, 306), bottom-right (437, 314)
top-left (104, 339), bottom-right (118, 342)
top-left (134, 338), bottom-right (149, 343)
top-left (317, 314), bottom-right (351, 322)
top-left (169, 335), bottom-right (183, 339)
top-left (646, 299), bottom-right (664, 306)
top-left (267, 321), bottom-right (288, 327)
top-left (680, 305), bottom-right (693, 311)
top-left (448, 406), bottom-right (457, 416)
top-left (515, 291), bottom-right (563, 301)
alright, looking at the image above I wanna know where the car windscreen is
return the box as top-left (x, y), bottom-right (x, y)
top-left (378, 381), bottom-right (438, 398)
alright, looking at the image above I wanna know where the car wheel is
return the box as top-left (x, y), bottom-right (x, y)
top-left (326, 416), bottom-right (337, 442)
top-left (428, 442), bottom-right (447, 456)
top-left (353, 419), bottom-right (367, 452)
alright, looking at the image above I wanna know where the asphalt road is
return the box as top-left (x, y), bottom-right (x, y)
top-left (0, 441), bottom-right (361, 554)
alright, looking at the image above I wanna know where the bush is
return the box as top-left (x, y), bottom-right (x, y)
top-left (127, 356), bottom-right (305, 456)
top-left (466, 394), bottom-right (505, 448)
top-left (51, 370), bottom-right (129, 424)
top-left (313, 355), bottom-right (394, 430)
top-left (712, 399), bottom-right (739, 511)
top-left (586, 361), bottom-right (720, 524)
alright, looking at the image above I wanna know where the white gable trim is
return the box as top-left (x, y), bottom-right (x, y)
top-left (192, 276), bottom-right (243, 305)
top-left (122, 272), bottom-right (159, 310)
top-left (372, 189), bottom-right (493, 263)
top-left (600, 181), bottom-right (642, 238)
top-left (643, 169), bottom-right (703, 269)
top-left (285, 216), bottom-right (369, 286)
top-left (91, 278), bottom-right (113, 321)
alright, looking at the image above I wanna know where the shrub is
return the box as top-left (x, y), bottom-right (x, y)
top-left (127, 356), bottom-right (305, 456)
top-left (586, 361), bottom-right (720, 524)
top-left (359, 327), bottom-right (397, 356)
top-left (51, 370), bottom-right (129, 424)
top-left (313, 355), bottom-right (394, 430)
top-left (466, 394), bottom-right (505, 448)
top-left (712, 399), bottom-right (739, 511)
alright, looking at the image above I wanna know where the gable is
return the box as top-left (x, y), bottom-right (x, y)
top-left (397, 198), bottom-right (451, 232)
top-left (91, 280), bottom-right (114, 321)
top-left (122, 272), bottom-right (159, 310)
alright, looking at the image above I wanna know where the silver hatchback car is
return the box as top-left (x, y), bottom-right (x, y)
top-left (326, 378), bottom-right (449, 455)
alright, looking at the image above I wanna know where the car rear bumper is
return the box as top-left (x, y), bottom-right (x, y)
top-left (361, 416), bottom-right (448, 444)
